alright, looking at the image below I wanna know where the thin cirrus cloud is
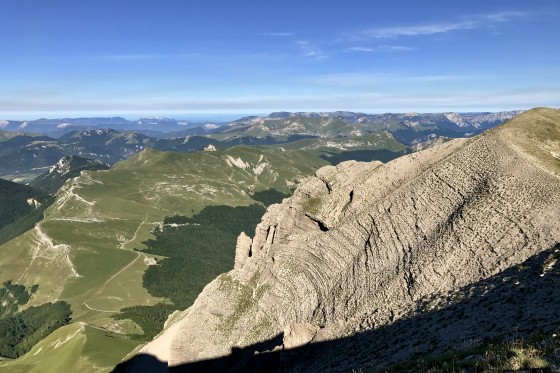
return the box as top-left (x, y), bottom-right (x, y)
top-left (356, 10), bottom-right (528, 39)
top-left (308, 72), bottom-right (511, 87)
top-left (259, 32), bottom-right (293, 37)
top-left (348, 45), bottom-right (415, 53)
top-left (297, 40), bottom-right (327, 60)
top-left (98, 53), bottom-right (201, 60)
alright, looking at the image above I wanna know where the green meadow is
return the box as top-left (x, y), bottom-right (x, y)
top-left (0, 146), bottom-right (326, 372)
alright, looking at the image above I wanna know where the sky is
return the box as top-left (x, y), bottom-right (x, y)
top-left (0, 0), bottom-right (559, 119)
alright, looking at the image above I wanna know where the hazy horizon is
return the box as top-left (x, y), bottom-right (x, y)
top-left (0, 107), bottom-right (541, 122)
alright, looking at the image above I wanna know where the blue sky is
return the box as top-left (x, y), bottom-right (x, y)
top-left (0, 0), bottom-right (559, 119)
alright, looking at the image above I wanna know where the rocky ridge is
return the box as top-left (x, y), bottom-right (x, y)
top-left (141, 108), bottom-right (559, 371)
top-left (29, 155), bottom-right (109, 194)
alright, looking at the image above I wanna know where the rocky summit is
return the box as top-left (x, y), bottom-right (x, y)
top-left (137, 108), bottom-right (560, 371)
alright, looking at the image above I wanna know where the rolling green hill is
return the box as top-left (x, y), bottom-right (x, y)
top-left (0, 129), bottom-right (39, 142)
top-left (0, 146), bottom-right (327, 372)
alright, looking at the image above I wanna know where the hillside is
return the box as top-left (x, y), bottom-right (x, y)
top-left (0, 130), bottom-right (213, 181)
top-left (29, 156), bottom-right (110, 194)
top-left (0, 131), bottom-right (124, 181)
top-left (0, 146), bottom-right (326, 372)
top-left (140, 108), bottom-right (560, 371)
top-left (0, 129), bottom-right (39, 141)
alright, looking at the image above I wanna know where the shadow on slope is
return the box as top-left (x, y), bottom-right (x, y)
top-left (113, 243), bottom-right (560, 372)
top-left (0, 178), bottom-right (53, 245)
top-left (320, 149), bottom-right (405, 165)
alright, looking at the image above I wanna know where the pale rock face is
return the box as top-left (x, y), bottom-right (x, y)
top-left (224, 155), bottom-right (249, 169)
top-left (153, 108), bottom-right (560, 369)
top-left (283, 323), bottom-right (318, 350)
top-left (49, 156), bottom-right (72, 175)
top-left (468, 110), bottom-right (525, 127)
top-left (444, 112), bottom-right (468, 127)
top-left (26, 198), bottom-right (42, 209)
top-left (234, 232), bottom-right (252, 270)
top-left (202, 144), bottom-right (217, 152)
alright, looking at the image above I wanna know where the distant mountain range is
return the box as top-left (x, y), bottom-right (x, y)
top-left (222, 110), bottom-right (524, 144)
top-left (0, 110), bottom-right (522, 138)
top-left (0, 110), bottom-right (524, 181)
top-left (0, 117), bottom-right (224, 137)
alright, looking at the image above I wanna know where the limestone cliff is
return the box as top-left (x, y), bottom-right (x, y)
top-left (150, 108), bottom-right (560, 370)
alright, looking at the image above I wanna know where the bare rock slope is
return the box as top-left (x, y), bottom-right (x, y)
top-left (164, 108), bottom-right (560, 369)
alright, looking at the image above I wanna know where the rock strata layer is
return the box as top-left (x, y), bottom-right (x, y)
top-left (156, 108), bottom-right (560, 370)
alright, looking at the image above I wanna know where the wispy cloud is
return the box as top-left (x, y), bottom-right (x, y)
top-left (259, 32), bottom-right (293, 37)
top-left (348, 45), bottom-right (415, 53)
top-left (356, 11), bottom-right (528, 39)
top-left (309, 72), bottom-right (512, 87)
top-left (297, 41), bottom-right (327, 60)
top-left (99, 53), bottom-right (200, 60)
top-left (100, 54), bottom-right (161, 60)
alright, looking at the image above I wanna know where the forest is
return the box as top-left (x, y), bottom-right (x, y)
top-left (112, 189), bottom-right (288, 340)
top-left (0, 178), bottom-right (52, 245)
top-left (0, 282), bottom-right (72, 358)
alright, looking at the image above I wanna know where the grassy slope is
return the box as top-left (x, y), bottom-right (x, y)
top-left (0, 323), bottom-right (140, 373)
top-left (0, 146), bottom-right (326, 372)
top-left (267, 132), bottom-right (408, 165)
top-left (268, 132), bottom-right (404, 152)
top-left (494, 107), bottom-right (560, 175)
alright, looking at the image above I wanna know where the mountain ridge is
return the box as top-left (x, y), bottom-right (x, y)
top-left (29, 155), bottom-right (110, 194)
top-left (141, 108), bottom-right (560, 370)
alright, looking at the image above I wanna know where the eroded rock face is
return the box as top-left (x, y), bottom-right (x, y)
top-left (164, 108), bottom-right (560, 368)
top-left (283, 323), bottom-right (318, 350)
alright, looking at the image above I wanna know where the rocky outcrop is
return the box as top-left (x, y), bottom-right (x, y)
top-left (158, 108), bottom-right (560, 369)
